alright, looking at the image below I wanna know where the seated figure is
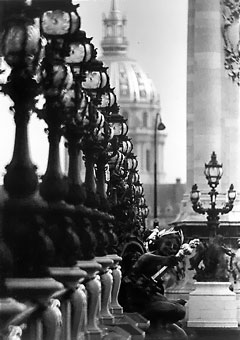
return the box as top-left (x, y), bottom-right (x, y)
top-left (119, 227), bottom-right (188, 339)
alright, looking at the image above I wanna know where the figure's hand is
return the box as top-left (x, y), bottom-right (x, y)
top-left (176, 239), bottom-right (200, 261)
top-left (189, 238), bottom-right (200, 248)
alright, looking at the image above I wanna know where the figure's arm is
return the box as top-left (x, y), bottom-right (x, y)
top-left (152, 239), bottom-right (200, 281)
top-left (134, 253), bottom-right (178, 274)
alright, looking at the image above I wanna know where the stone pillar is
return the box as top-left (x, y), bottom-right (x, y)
top-left (188, 0), bottom-right (222, 192)
top-left (175, 0), bottom-right (240, 225)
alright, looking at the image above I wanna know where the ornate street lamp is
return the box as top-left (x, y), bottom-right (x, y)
top-left (204, 151), bottom-right (223, 188)
top-left (153, 112), bottom-right (165, 225)
top-left (0, 0), bottom-right (84, 289)
top-left (98, 88), bottom-right (117, 114)
top-left (81, 59), bottom-right (109, 106)
top-left (108, 113), bottom-right (128, 137)
top-left (119, 139), bottom-right (133, 155)
top-left (190, 151), bottom-right (236, 237)
top-left (94, 120), bottom-right (114, 211)
top-left (62, 90), bottom-right (89, 205)
top-left (108, 151), bottom-right (125, 174)
top-left (125, 153), bottom-right (138, 173)
top-left (65, 30), bottom-right (96, 72)
top-left (0, 11), bottom-right (44, 197)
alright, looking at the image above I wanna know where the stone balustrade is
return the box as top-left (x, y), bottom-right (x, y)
top-left (0, 256), bottom-right (128, 340)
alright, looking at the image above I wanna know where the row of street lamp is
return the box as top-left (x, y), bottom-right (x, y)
top-left (0, 0), bottom-right (149, 284)
top-left (0, 1), bottom-right (153, 338)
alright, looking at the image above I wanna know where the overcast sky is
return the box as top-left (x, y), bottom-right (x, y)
top-left (0, 0), bottom-right (188, 184)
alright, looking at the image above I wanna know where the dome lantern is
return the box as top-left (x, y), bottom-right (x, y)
top-left (101, 0), bottom-right (128, 56)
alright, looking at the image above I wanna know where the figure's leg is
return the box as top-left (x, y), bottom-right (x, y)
top-left (145, 320), bottom-right (170, 339)
top-left (145, 299), bottom-right (186, 324)
top-left (144, 299), bottom-right (187, 339)
top-left (146, 321), bottom-right (188, 340)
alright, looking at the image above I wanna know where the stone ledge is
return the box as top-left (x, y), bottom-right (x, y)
top-left (187, 327), bottom-right (240, 340)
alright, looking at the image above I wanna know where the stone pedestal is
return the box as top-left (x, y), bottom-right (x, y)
top-left (187, 282), bottom-right (238, 328)
top-left (234, 283), bottom-right (240, 325)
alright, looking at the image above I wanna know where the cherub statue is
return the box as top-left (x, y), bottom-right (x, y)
top-left (119, 227), bottom-right (199, 340)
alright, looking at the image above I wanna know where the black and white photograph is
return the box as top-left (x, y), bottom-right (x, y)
top-left (0, 1), bottom-right (239, 339)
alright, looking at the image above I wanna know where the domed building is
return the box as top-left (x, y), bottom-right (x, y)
top-left (100, 0), bottom-right (167, 222)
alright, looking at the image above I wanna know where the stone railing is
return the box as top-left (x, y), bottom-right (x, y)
top-left (0, 255), bottom-right (125, 340)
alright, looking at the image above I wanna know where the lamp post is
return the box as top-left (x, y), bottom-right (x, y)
top-left (190, 151), bottom-right (236, 238)
top-left (153, 112), bottom-right (165, 225)
top-left (188, 151), bottom-right (238, 329)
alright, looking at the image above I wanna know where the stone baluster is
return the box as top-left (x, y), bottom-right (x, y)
top-left (5, 278), bottom-right (63, 340)
top-left (107, 254), bottom-right (123, 316)
top-left (0, 298), bottom-right (27, 339)
top-left (95, 256), bottom-right (114, 326)
top-left (77, 260), bottom-right (102, 340)
top-left (50, 266), bottom-right (87, 340)
top-left (70, 283), bottom-right (87, 340)
top-left (41, 299), bottom-right (62, 340)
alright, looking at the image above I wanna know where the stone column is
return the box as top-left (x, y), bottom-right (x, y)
top-left (188, 0), bottom-right (222, 191)
top-left (175, 0), bottom-right (240, 224)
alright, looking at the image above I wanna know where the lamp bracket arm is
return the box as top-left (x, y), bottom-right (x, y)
top-left (192, 203), bottom-right (206, 215)
top-left (221, 203), bottom-right (234, 215)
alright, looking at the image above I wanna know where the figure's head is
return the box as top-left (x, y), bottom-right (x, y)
top-left (154, 228), bottom-right (183, 256)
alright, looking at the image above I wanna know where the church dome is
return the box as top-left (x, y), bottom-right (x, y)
top-left (101, 56), bottom-right (159, 105)
top-left (100, 0), bottom-right (159, 106)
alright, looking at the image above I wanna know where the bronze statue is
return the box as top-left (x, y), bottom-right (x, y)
top-left (120, 227), bottom-right (198, 339)
top-left (189, 234), bottom-right (235, 282)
